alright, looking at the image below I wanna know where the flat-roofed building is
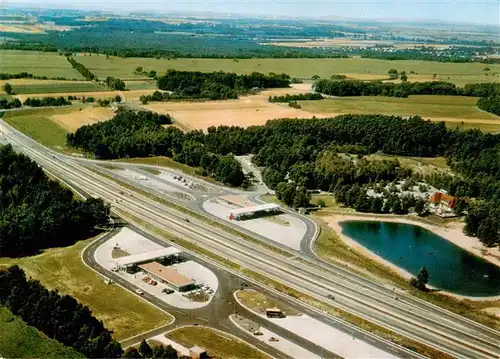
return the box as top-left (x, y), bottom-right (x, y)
top-left (116, 247), bottom-right (181, 268)
top-left (228, 203), bottom-right (280, 220)
top-left (139, 262), bottom-right (195, 292)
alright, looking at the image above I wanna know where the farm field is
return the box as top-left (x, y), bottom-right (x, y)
top-left (300, 95), bottom-right (500, 132)
top-left (167, 326), bottom-right (270, 359)
top-left (14, 89), bottom-right (153, 102)
top-left (0, 237), bottom-right (173, 341)
top-left (125, 79), bottom-right (157, 90)
top-left (144, 86), bottom-right (314, 130)
top-left (50, 106), bottom-right (115, 132)
top-left (74, 53), bottom-right (500, 86)
top-left (0, 50), bottom-right (81, 78)
top-left (11, 81), bottom-right (109, 94)
top-left (2, 108), bottom-right (73, 151)
top-left (0, 306), bottom-right (84, 358)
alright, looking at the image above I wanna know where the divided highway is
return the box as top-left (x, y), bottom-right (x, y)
top-left (2, 120), bottom-right (499, 359)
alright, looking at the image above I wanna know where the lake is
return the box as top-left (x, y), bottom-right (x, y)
top-left (339, 220), bottom-right (500, 297)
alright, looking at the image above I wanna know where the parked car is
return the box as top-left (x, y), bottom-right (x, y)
top-left (162, 288), bottom-right (174, 294)
top-left (135, 289), bottom-right (144, 295)
top-left (269, 337), bottom-right (279, 342)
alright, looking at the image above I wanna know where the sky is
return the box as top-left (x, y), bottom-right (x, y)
top-left (4, 0), bottom-right (500, 25)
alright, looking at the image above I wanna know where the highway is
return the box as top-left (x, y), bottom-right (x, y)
top-left (2, 119), bottom-right (499, 359)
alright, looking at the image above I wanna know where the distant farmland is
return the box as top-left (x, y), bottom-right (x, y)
top-left (0, 50), bottom-right (81, 78)
top-left (75, 54), bottom-right (500, 86)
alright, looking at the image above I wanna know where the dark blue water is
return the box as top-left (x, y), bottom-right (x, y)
top-left (339, 220), bottom-right (500, 297)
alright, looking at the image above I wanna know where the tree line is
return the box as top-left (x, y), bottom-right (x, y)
top-left (156, 70), bottom-right (291, 100)
top-left (66, 109), bottom-right (247, 187)
top-left (0, 144), bottom-right (110, 257)
top-left (0, 72), bottom-right (73, 81)
top-left (123, 339), bottom-right (190, 359)
top-left (67, 56), bottom-right (98, 81)
top-left (0, 265), bottom-right (122, 358)
top-left (313, 79), bottom-right (500, 98)
top-left (23, 96), bottom-right (72, 107)
top-left (268, 93), bottom-right (324, 103)
top-left (139, 90), bottom-right (206, 105)
top-left (0, 97), bottom-right (22, 109)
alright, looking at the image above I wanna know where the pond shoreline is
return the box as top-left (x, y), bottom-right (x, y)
top-left (321, 213), bottom-right (500, 301)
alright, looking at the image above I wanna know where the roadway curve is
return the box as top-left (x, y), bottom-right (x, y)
top-left (2, 119), bottom-right (499, 359)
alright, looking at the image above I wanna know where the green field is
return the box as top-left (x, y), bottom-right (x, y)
top-left (167, 326), bottom-right (270, 359)
top-left (0, 94), bottom-right (13, 101)
top-left (0, 237), bottom-right (173, 340)
top-left (0, 50), bottom-right (81, 78)
top-left (125, 79), bottom-right (158, 90)
top-left (12, 81), bottom-right (109, 94)
top-left (3, 108), bottom-right (70, 150)
top-left (0, 306), bottom-right (84, 358)
top-left (75, 54), bottom-right (500, 86)
top-left (300, 95), bottom-right (500, 132)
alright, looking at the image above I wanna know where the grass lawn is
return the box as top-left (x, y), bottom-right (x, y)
top-left (3, 108), bottom-right (71, 151)
top-left (76, 54), bottom-right (500, 85)
top-left (167, 326), bottom-right (270, 359)
top-left (236, 289), bottom-right (302, 316)
top-left (365, 154), bottom-right (452, 176)
top-left (300, 95), bottom-right (498, 121)
top-left (0, 237), bottom-right (173, 341)
top-left (12, 81), bottom-right (109, 94)
top-left (0, 306), bottom-right (84, 358)
top-left (0, 50), bottom-right (82, 78)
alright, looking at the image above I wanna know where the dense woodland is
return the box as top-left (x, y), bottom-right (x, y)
top-left (269, 93), bottom-right (324, 102)
top-left (313, 80), bottom-right (500, 98)
top-left (0, 144), bottom-right (110, 257)
top-left (66, 110), bottom-right (247, 187)
top-left (67, 56), bottom-right (98, 81)
top-left (0, 266), bottom-right (122, 357)
top-left (65, 110), bottom-right (499, 245)
top-left (156, 70), bottom-right (291, 100)
top-left (477, 95), bottom-right (500, 116)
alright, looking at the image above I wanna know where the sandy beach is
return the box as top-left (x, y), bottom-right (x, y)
top-left (320, 213), bottom-right (500, 301)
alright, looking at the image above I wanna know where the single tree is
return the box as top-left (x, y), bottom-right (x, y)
top-left (163, 344), bottom-right (178, 359)
top-left (477, 217), bottom-right (498, 247)
top-left (388, 69), bottom-right (399, 79)
top-left (3, 82), bottom-right (13, 95)
top-left (311, 75), bottom-right (321, 80)
top-left (135, 66), bottom-right (143, 74)
top-left (138, 339), bottom-right (153, 358)
top-left (416, 266), bottom-right (429, 285)
top-left (400, 72), bottom-right (408, 82)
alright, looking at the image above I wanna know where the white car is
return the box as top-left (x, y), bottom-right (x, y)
top-left (135, 289), bottom-right (144, 295)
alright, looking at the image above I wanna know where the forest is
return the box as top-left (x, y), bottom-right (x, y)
top-left (156, 70), bottom-right (291, 100)
top-left (66, 110), bottom-right (247, 187)
top-left (0, 144), bottom-right (110, 257)
top-left (23, 96), bottom-right (72, 107)
top-left (0, 265), bottom-right (122, 358)
top-left (477, 95), bottom-right (500, 116)
top-left (313, 79), bottom-right (500, 98)
top-left (268, 93), bottom-right (324, 102)
top-left (67, 56), bottom-right (98, 81)
top-left (65, 109), bottom-right (499, 245)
